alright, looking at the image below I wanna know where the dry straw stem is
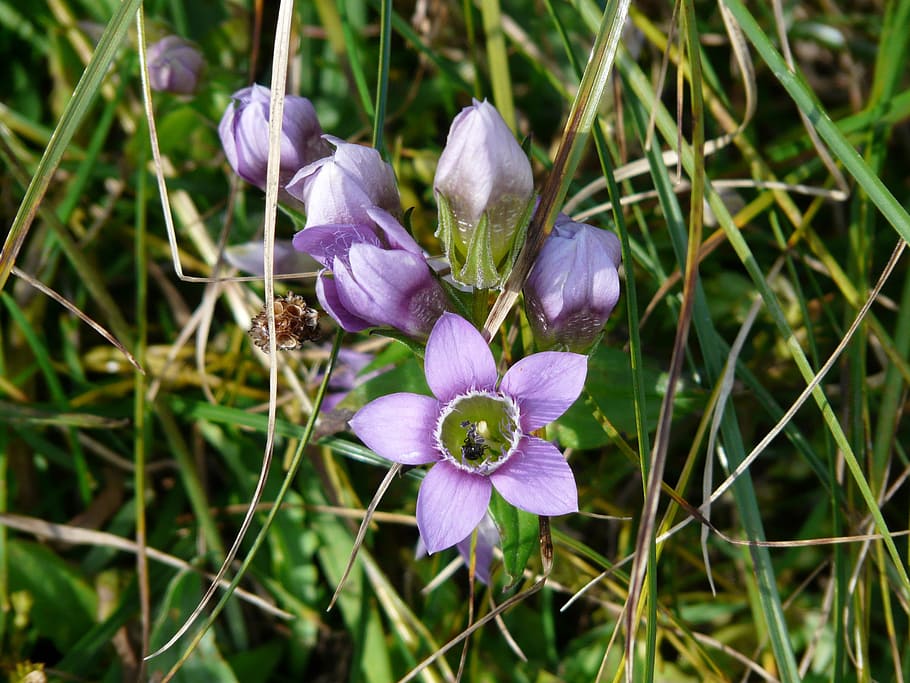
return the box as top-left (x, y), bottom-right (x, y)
top-left (0, 513), bottom-right (291, 620)
top-left (141, 0), bottom-right (299, 666)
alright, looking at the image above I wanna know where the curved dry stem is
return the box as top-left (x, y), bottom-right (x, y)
top-left (0, 512), bottom-right (291, 619)
top-left (328, 463), bottom-right (403, 611)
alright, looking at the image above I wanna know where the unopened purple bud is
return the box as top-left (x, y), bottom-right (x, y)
top-left (218, 84), bottom-right (330, 192)
top-left (524, 216), bottom-right (622, 352)
top-left (294, 208), bottom-right (448, 338)
top-left (147, 36), bottom-right (204, 95)
top-left (222, 240), bottom-right (318, 277)
top-left (286, 137), bottom-right (400, 227)
top-left (434, 99), bottom-right (534, 288)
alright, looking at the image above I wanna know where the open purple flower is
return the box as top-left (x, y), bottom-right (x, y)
top-left (349, 313), bottom-right (586, 553)
top-left (293, 207), bottom-right (448, 338)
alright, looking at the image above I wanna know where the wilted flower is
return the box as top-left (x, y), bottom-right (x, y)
top-left (350, 313), bottom-right (585, 553)
top-left (218, 84), bottom-right (330, 194)
top-left (434, 99), bottom-right (535, 288)
top-left (248, 293), bottom-right (320, 351)
top-left (524, 215), bottom-right (622, 352)
top-left (146, 36), bottom-right (204, 95)
top-left (286, 137), bottom-right (400, 227)
top-left (293, 207), bottom-right (448, 338)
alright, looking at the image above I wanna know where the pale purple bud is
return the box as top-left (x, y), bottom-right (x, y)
top-left (218, 84), bottom-right (330, 191)
top-left (147, 36), bottom-right (204, 95)
top-left (293, 208), bottom-right (447, 338)
top-left (434, 99), bottom-right (534, 287)
top-left (286, 137), bottom-right (400, 227)
top-left (222, 240), bottom-right (318, 277)
top-left (524, 216), bottom-right (622, 352)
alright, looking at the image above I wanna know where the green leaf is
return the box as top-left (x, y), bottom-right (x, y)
top-left (554, 345), bottom-right (701, 449)
top-left (147, 572), bottom-right (240, 683)
top-left (489, 490), bottom-right (537, 587)
top-left (7, 540), bottom-right (96, 652)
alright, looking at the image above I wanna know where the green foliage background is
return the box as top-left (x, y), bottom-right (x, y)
top-left (1, 0), bottom-right (909, 681)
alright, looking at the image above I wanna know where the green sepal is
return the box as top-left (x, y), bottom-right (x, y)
top-left (498, 195), bottom-right (536, 285)
top-left (458, 210), bottom-right (501, 288)
top-left (434, 192), bottom-right (460, 274)
top-left (489, 490), bottom-right (538, 588)
top-left (435, 193), bottom-right (536, 290)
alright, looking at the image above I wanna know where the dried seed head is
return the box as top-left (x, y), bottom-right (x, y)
top-left (249, 293), bottom-right (320, 351)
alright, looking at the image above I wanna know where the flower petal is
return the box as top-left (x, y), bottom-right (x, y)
top-left (490, 437), bottom-right (578, 515)
top-left (417, 461), bottom-right (492, 553)
top-left (424, 313), bottom-right (497, 402)
top-left (500, 351), bottom-right (587, 430)
top-left (455, 512), bottom-right (499, 584)
top-left (292, 223), bottom-right (379, 269)
top-left (349, 393), bottom-right (440, 465)
top-left (315, 272), bottom-right (371, 333)
top-left (338, 245), bottom-right (447, 338)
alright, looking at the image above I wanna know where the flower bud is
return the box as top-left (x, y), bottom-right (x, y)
top-left (147, 36), bottom-right (204, 95)
top-left (523, 216), bottom-right (622, 352)
top-left (218, 84), bottom-right (330, 192)
top-left (285, 137), bottom-right (400, 227)
top-left (293, 207), bottom-right (448, 338)
top-left (434, 99), bottom-right (534, 289)
top-left (223, 239), bottom-right (318, 277)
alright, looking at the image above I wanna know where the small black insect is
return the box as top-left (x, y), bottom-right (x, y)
top-left (460, 420), bottom-right (487, 461)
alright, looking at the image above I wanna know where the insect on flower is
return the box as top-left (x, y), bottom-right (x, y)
top-left (460, 420), bottom-right (488, 461)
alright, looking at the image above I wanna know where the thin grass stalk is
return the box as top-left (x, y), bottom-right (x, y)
top-left (159, 329), bottom-right (345, 681)
top-left (0, 0), bottom-right (142, 293)
top-left (481, 0), bottom-right (516, 131)
top-left (623, 89), bottom-right (801, 681)
top-left (624, 1), bottom-right (707, 676)
top-left (338, 0), bottom-right (374, 120)
top-left (372, 0), bottom-right (391, 152)
top-left (133, 123), bottom-right (151, 672)
top-left (482, 0), bottom-right (631, 339)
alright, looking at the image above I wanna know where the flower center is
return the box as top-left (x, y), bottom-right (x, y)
top-left (435, 391), bottom-right (520, 474)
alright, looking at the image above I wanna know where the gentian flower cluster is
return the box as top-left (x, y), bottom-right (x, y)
top-left (219, 88), bottom-right (624, 581)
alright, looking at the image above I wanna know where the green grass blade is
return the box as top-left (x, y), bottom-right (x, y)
top-left (0, 0), bottom-right (142, 293)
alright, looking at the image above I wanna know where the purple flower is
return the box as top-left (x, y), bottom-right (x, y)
top-left (147, 36), bottom-right (204, 95)
top-left (223, 239), bottom-right (318, 277)
top-left (417, 511), bottom-right (500, 584)
top-left (434, 99), bottom-right (535, 288)
top-left (293, 207), bottom-right (448, 338)
top-left (349, 313), bottom-right (586, 553)
top-left (524, 215), bottom-right (622, 352)
top-left (218, 84), bottom-right (330, 193)
top-left (285, 137), bottom-right (400, 227)
top-left (321, 347), bottom-right (389, 412)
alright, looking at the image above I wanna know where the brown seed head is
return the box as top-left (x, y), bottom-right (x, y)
top-left (249, 293), bottom-right (320, 351)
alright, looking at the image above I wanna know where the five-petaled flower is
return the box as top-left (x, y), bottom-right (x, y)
top-left (349, 313), bottom-right (586, 553)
